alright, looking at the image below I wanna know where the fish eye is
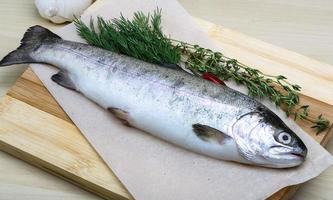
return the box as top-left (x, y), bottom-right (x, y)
top-left (278, 132), bottom-right (292, 145)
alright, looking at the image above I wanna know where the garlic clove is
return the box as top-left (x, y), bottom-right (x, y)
top-left (45, 7), bottom-right (58, 18)
top-left (61, 0), bottom-right (93, 20)
top-left (35, 0), bottom-right (93, 24)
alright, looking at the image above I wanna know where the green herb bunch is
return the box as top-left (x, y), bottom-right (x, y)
top-left (74, 9), bottom-right (330, 133)
top-left (75, 10), bottom-right (179, 66)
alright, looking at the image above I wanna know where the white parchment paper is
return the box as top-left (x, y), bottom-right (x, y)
top-left (31, 0), bottom-right (333, 199)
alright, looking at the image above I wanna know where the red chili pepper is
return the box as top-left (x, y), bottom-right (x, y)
top-left (202, 72), bottom-right (225, 85)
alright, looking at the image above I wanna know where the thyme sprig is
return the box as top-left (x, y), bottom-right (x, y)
top-left (292, 105), bottom-right (330, 134)
top-left (74, 9), bottom-right (330, 133)
top-left (176, 42), bottom-right (301, 109)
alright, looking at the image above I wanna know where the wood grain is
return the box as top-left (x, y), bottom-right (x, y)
top-left (0, 72), bottom-right (131, 200)
top-left (1, 16), bottom-right (333, 200)
top-left (0, 0), bottom-right (332, 199)
top-left (0, 63), bottom-right (332, 200)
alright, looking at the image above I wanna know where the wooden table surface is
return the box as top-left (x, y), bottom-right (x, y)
top-left (0, 0), bottom-right (333, 199)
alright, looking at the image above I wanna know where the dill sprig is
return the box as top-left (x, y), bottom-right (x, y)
top-left (74, 9), bottom-right (330, 133)
top-left (75, 9), bottom-right (180, 66)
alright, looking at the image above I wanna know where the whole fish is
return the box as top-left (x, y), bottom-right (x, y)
top-left (0, 26), bottom-right (307, 168)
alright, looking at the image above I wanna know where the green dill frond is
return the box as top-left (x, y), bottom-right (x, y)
top-left (74, 9), bottom-right (181, 66)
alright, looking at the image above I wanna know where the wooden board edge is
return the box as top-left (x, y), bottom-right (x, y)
top-left (267, 185), bottom-right (300, 200)
top-left (0, 130), bottom-right (129, 200)
top-left (194, 18), bottom-right (333, 106)
top-left (321, 124), bottom-right (333, 146)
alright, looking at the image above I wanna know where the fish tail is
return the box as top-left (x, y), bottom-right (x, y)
top-left (0, 25), bottom-right (61, 67)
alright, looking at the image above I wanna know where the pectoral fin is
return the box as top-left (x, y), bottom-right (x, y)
top-left (51, 71), bottom-right (76, 90)
top-left (193, 124), bottom-right (232, 144)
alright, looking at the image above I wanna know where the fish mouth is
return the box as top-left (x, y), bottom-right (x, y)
top-left (269, 146), bottom-right (306, 161)
top-left (290, 152), bottom-right (306, 160)
top-left (279, 151), bottom-right (306, 162)
top-left (290, 147), bottom-right (307, 160)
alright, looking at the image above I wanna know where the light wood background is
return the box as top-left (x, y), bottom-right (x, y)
top-left (0, 0), bottom-right (332, 199)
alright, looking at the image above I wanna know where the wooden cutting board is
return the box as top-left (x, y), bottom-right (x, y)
top-left (1, 19), bottom-right (333, 200)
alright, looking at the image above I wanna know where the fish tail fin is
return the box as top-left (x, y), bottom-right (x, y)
top-left (0, 25), bottom-right (61, 67)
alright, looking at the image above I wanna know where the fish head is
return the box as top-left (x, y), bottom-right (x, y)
top-left (232, 107), bottom-right (307, 168)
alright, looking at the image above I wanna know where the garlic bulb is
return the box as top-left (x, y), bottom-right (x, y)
top-left (35, 0), bottom-right (94, 24)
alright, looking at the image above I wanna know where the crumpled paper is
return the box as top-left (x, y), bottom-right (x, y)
top-left (31, 0), bottom-right (333, 199)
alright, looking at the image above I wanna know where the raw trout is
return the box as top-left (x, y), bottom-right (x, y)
top-left (0, 26), bottom-right (307, 168)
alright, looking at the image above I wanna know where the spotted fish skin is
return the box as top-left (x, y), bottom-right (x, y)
top-left (0, 26), bottom-right (307, 168)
